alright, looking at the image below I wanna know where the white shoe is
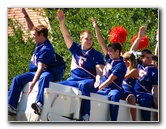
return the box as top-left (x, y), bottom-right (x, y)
top-left (82, 114), bottom-right (90, 121)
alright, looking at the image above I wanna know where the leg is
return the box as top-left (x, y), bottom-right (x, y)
top-left (137, 93), bottom-right (153, 121)
top-left (78, 79), bottom-right (95, 117)
top-left (126, 94), bottom-right (136, 121)
top-left (8, 72), bottom-right (34, 108)
top-left (35, 71), bottom-right (54, 105)
top-left (31, 72), bottom-right (54, 115)
top-left (152, 86), bottom-right (158, 121)
top-left (108, 89), bottom-right (122, 121)
top-left (154, 104), bottom-right (158, 121)
top-left (97, 88), bottom-right (111, 96)
top-left (58, 77), bottom-right (78, 87)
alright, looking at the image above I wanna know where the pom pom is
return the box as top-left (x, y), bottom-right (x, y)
top-left (110, 26), bottom-right (128, 44)
top-left (131, 34), bottom-right (149, 50)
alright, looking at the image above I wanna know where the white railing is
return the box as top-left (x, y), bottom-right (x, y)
top-left (46, 88), bottom-right (158, 113)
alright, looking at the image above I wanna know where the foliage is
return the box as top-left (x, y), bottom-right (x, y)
top-left (8, 18), bottom-right (34, 89)
top-left (8, 8), bottom-right (158, 88)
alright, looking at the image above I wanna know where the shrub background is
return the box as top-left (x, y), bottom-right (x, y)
top-left (8, 8), bottom-right (158, 89)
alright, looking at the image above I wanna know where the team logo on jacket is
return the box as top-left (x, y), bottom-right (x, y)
top-left (78, 56), bottom-right (87, 67)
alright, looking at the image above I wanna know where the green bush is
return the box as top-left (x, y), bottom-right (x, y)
top-left (8, 8), bottom-right (158, 89)
top-left (8, 18), bottom-right (34, 89)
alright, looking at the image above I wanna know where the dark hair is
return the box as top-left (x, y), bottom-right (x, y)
top-left (108, 42), bottom-right (122, 55)
top-left (152, 55), bottom-right (158, 62)
top-left (32, 25), bottom-right (48, 39)
top-left (141, 49), bottom-right (152, 58)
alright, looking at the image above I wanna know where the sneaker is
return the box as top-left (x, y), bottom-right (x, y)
top-left (31, 103), bottom-right (42, 115)
top-left (82, 114), bottom-right (90, 121)
top-left (8, 104), bottom-right (17, 116)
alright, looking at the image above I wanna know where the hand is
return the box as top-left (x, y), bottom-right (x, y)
top-left (57, 10), bottom-right (65, 22)
top-left (21, 8), bottom-right (28, 16)
top-left (27, 82), bottom-right (35, 96)
top-left (91, 17), bottom-right (97, 28)
top-left (94, 80), bottom-right (100, 88)
top-left (138, 26), bottom-right (146, 39)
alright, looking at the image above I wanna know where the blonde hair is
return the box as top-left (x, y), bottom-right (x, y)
top-left (80, 30), bottom-right (92, 39)
top-left (123, 52), bottom-right (137, 68)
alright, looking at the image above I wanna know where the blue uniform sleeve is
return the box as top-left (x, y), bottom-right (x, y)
top-left (69, 42), bottom-right (80, 55)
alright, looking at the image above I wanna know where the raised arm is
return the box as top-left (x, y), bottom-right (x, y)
top-left (57, 10), bottom-right (73, 49)
top-left (92, 18), bottom-right (108, 55)
top-left (21, 8), bottom-right (34, 31)
top-left (130, 26), bottom-right (146, 51)
top-left (155, 30), bottom-right (158, 56)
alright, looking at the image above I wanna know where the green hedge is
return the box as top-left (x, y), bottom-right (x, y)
top-left (8, 8), bottom-right (158, 89)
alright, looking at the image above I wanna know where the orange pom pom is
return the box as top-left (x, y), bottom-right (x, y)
top-left (110, 26), bottom-right (127, 44)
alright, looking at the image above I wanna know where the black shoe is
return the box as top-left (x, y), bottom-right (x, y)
top-left (8, 105), bottom-right (17, 116)
top-left (31, 103), bottom-right (42, 115)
